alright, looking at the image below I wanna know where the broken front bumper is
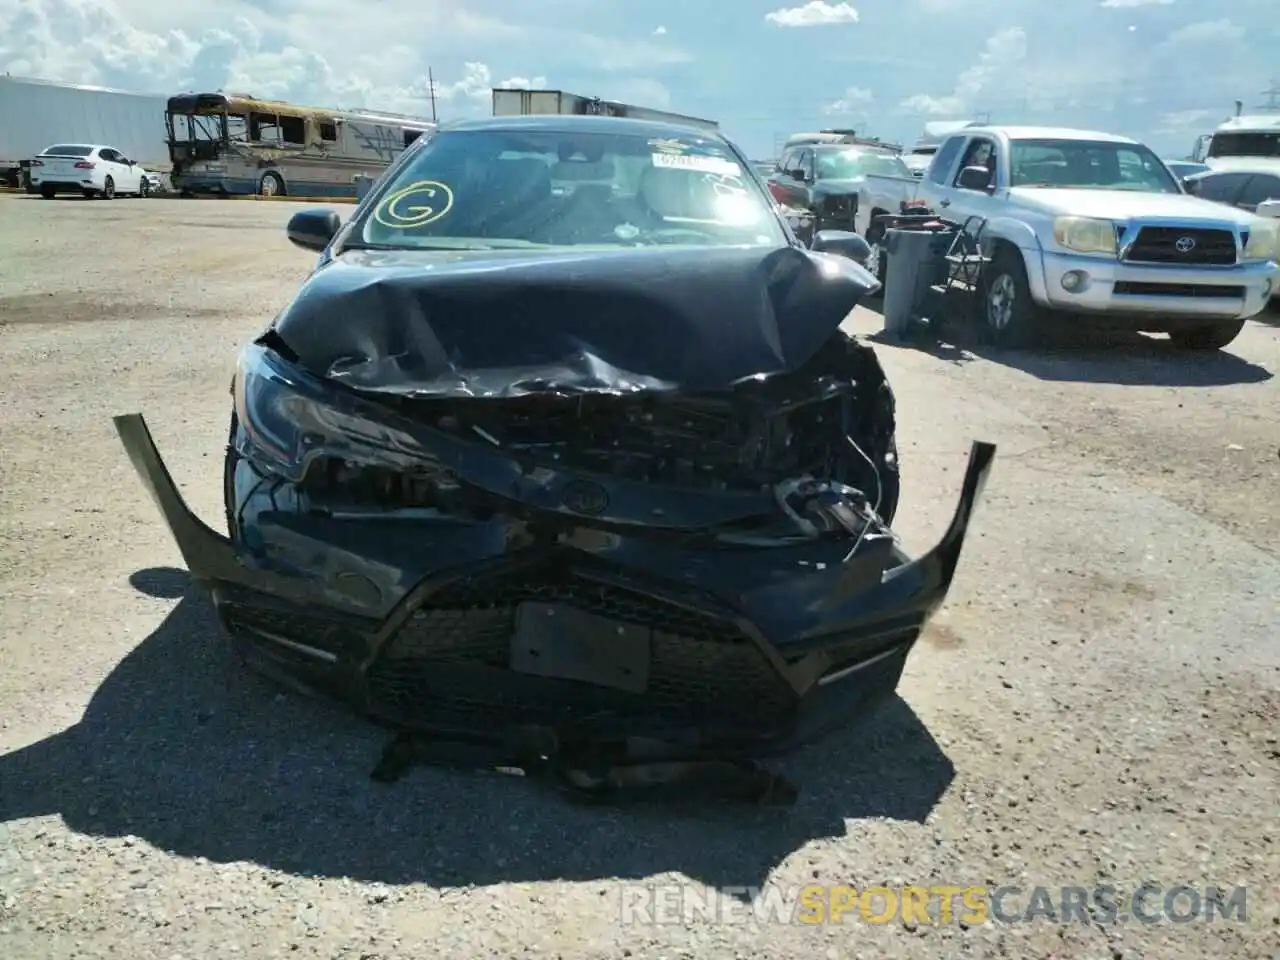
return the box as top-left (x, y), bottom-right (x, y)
top-left (114, 413), bottom-right (994, 758)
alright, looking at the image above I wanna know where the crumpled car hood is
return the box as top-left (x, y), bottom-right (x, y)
top-left (271, 244), bottom-right (879, 399)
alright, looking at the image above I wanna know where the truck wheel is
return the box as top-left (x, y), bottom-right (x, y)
top-left (1168, 320), bottom-right (1245, 351)
top-left (982, 249), bottom-right (1039, 348)
top-left (259, 172), bottom-right (285, 197)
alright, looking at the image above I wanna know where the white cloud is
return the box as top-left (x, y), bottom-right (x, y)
top-left (573, 33), bottom-right (692, 71)
top-left (448, 63), bottom-right (549, 102)
top-left (652, 25), bottom-right (667, 35)
top-left (898, 27), bottom-right (1026, 116)
top-left (1099, 0), bottom-right (1173, 7)
top-left (0, 0), bottom-right (682, 120)
top-left (1159, 18), bottom-right (1246, 48)
top-left (824, 86), bottom-right (872, 114)
top-left (603, 78), bottom-right (673, 110)
top-left (1155, 108), bottom-right (1218, 133)
top-left (765, 2), bottom-right (859, 28)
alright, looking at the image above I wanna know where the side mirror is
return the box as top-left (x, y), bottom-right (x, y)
top-left (788, 168), bottom-right (809, 182)
top-left (287, 208), bottom-right (342, 252)
top-left (1256, 199), bottom-right (1280, 219)
top-left (811, 229), bottom-right (872, 264)
top-left (957, 165), bottom-right (992, 192)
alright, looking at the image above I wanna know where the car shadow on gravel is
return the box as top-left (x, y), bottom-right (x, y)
top-left (964, 323), bottom-right (1274, 387)
top-left (0, 568), bottom-right (955, 892)
top-left (869, 296), bottom-right (1273, 386)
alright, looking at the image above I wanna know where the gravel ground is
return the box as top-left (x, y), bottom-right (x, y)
top-left (0, 194), bottom-right (1277, 960)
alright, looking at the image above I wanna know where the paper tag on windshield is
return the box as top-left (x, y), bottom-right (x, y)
top-left (651, 153), bottom-right (741, 176)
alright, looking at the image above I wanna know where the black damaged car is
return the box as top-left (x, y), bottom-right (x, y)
top-left (116, 115), bottom-right (994, 803)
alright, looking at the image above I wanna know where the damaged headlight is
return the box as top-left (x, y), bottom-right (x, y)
top-left (232, 342), bottom-right (422, 484)
top-left (1052, 216), bottom-right (1117, 256)
top-left (1242, 219), bottom-right (1280, 262)
top-left (232, 343), bottom-right (335, 480)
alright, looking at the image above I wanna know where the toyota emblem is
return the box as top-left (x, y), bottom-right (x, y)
top-left (1174, 235), bottom-right (1197, 254)
top-left (561, 480), bottom-right (609, 515)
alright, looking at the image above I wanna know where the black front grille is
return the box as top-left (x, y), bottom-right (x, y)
top-left (365, 570), bottom-right (797, 734)
top-left (1114, 281), bottom-right (1244, 298)
top-left (1125, 226), bottom-right (1236, 265)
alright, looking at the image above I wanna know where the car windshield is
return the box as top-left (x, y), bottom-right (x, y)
top-left (815, 149), bottom-right (910, 180)
top-left (1009, 139), bottom-right (1180, 193)
top-left (1208, 131), bottom-right (1280, 159)
top-left (356, 127), bottom-right (785, 251)
top-left (42, 145), bottom-right (94, 157)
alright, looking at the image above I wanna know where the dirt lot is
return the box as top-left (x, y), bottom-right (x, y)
top-left (1, 195), bottom-right (1277, 960)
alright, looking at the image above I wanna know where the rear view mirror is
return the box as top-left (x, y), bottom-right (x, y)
top-left (811, 229), bottom-right (872, 265)
top-left (287, 208), bottom-right (342, 252)
top-left (1256, 199), bottom-right (1280, 219)
top-left (957, 165), bottom-right (992, 192)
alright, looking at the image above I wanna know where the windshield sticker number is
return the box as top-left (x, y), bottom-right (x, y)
top-left (651, 153), bottom-right (741, 177)
top-left (373, 180), bottom-right (454, 228)
top-left (649, 138), bottom-right (689, 155)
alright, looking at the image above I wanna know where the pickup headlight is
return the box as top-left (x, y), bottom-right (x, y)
top-left (1242, 219), bottom-right (1280, 262)
top-left (1053, 216), bottom-right (1117, 255)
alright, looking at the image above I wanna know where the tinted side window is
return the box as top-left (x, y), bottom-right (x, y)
top-left (1193, 172), bottom-right (1249, 203)
top-left (800, 149), bottom-right (815, 180)
top-left (775, 149), bottom-right (795, 174)
top-left (927, 136), bottom-right (965, 184)
top-left (1238, 174), bottom-right (1280, 208)
top-left (953, 138), bottom-right (997, 188)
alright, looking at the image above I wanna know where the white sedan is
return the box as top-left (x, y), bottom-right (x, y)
top-left (29, 143), bottom-right (156, 200)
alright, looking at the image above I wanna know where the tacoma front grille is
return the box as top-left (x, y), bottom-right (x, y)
top-left (365, 569), bottom-right (798, 733)
top-left (1124, 226), bottom-right (1237, 266)
top-left (1113, 281), bottom-right (1244, 298)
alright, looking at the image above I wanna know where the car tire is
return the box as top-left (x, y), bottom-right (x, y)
top-left (101, 176), bottom-right (115, 200)
top-left (1168, 320), bottom-right (1245, 352)
top-left (40, 186), bottom-right (55, 199)
top-left (139, 179), bottom-right (150, 198)
top-left (982, 248), bottom-right (1039, 348)
top-left (259, 171), bottom-right (285, 197)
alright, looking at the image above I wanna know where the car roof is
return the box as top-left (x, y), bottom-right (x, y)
top-left (808, 142), bottom-right (899, 153)
top-left (1192, 166), bottom-right (1280, 177)
top-left (42, 143), bottom-right (102, 151)
top-left (960, 125), bottom-right (1138, 145)
top-left (437, 114), bottom-right (728, 143)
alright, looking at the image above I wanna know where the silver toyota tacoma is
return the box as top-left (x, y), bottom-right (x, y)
top-left (911, 125), bottom-right (1278, 350)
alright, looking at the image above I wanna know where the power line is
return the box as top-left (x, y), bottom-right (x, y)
top-left (1258, 80), bottom-right (1280, 111)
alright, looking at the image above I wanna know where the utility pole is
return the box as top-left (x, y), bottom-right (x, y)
top-left (426, 67), bottom-right (438, 123)
top-left (1258, 80), bottom-right (1280, 112)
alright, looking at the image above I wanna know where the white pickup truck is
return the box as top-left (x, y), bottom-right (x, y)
top-left (909, 125), bottom-right (1279, 350)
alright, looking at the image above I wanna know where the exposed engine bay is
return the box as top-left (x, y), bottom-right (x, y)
top-left (296, 332), bottom-right (898, 534)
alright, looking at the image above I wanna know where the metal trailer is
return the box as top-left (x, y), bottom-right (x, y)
top-left (491, 88), bottom-right (719, 133)
top-left (0, 75), bottom-right (171, 189)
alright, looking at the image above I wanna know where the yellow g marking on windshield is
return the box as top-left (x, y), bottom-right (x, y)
top-left (374, 180), bottom-right (454, 228)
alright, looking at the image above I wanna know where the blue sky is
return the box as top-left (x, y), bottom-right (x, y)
top-left (2, 0), bottom-right (1277, 159)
